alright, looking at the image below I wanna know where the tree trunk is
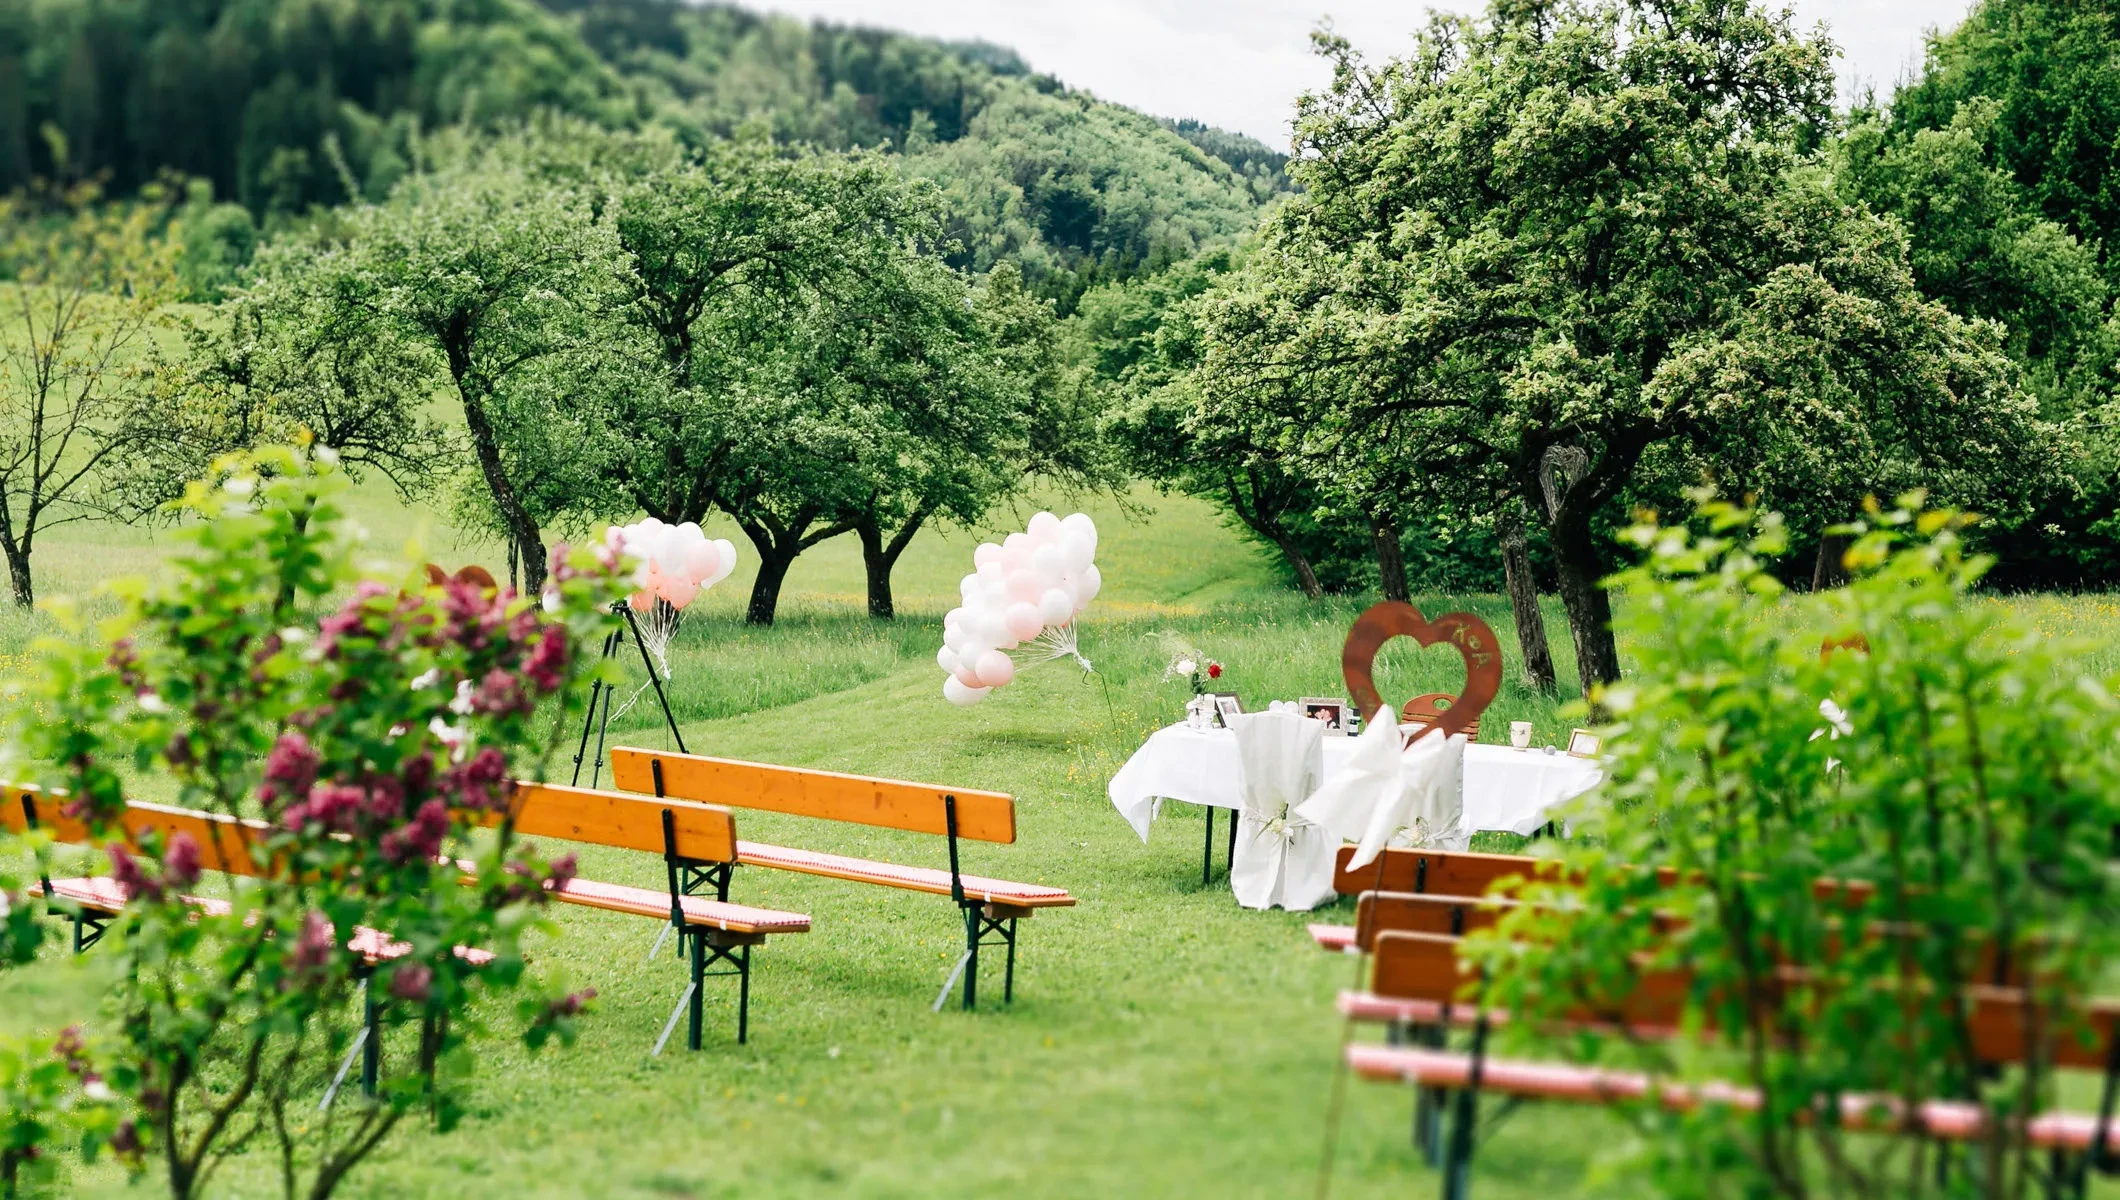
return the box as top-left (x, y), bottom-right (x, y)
top-left (1370, 513), bottom-right (1409, 603)
top-left (507, 537), bottom-right (519, 596)
top-left (2, 541), bottom-right (30, 608)
top-left (746, 549), bottom-right (794, 626)
top-left (1272, 532), bottom-right (1325, 599)
top-left (1550, 515), bottom-right (1621, 696)
top-left (854, 508), bottom-right (928, 620)
top-left (448, 364), bottom-right (546, 592)
top-left (1811, 531), bottom-right (1851, 591)
top-left (1499, 510), bottom-right (1557, 694)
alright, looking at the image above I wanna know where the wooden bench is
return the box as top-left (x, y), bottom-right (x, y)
top-left (607, 746), bottom-right (1074, 1011)
top-left (5, 788), bottom-right (498, 1102)
top-left (1308, 845), bottom-right (1565, 953)
top-left (1348, 929), bottom-right (2120, 1199)
top-left (7, 782), bottom-right (812, 1055)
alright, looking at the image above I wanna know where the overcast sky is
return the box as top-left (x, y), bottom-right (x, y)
top-left (746, 1), bottom-right (1972, 147)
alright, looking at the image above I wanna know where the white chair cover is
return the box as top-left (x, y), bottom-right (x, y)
top-left (1298, 709), bottom-right (1468, 870)
top-left (1226, 711), bottom-right (1336, 911)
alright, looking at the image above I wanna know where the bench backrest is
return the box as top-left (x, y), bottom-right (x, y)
top-left (608, 747), bottom-right (1016, 844)
top-left (6, 786), bottom-right (275, 877)
top-left (6, 782), bottom-right (740, 871)
top-left (1371, 930), bottom-right (2111, 1070)
top-left (506, 781), bottom-right (736, 863)
top-left (1334, 845), bottom-right (1568, 897)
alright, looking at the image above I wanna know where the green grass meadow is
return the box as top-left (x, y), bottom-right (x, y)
top-left (5, 483), bottom-right (2120, 1198)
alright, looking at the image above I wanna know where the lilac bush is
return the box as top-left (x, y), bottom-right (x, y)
top-left (9, 443), bottom-right (625, 1200)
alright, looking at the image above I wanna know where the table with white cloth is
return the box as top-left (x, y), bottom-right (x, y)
top-left (1106, 723), bottom-right (1601, 848)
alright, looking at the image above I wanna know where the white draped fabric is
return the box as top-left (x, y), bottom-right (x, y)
top-left (1225, 711), bottom-right (1337, 911)
top-left (1107, 725), bottom-right (1598, 844)
top-left (1296, 713), bottom-right (1468, 869)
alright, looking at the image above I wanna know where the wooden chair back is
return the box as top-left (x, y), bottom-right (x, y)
top-left (1400, 692), bottom-right (1481, 742)
top-left (607, 747), bottom-right (1017, 844)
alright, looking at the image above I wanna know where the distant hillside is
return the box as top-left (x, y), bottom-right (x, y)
top-left (545, 1), bottom-right (1288, 307)
top-left (0, 0), bottom-right (1286, 308)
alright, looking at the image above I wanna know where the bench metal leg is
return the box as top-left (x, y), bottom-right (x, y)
top-left (320, 1024), bottom-right (368, 1111)
top-left (1004, 919), bottom-right (1018, 1004)
top-left (688, 929), bottom-right (705, 1051)
top-left (361, 980), bottom-right (380, 1097)
top-left (1441, 1020), bottom-right (1489, 1200)
top-left (71, 912), bottom-right (109, 954)
top-left (963, 906), bottom-right (980, 1011)
top-left (652, 983), bottom-right (696, 1058)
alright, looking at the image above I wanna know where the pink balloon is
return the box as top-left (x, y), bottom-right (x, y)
top-left (1005, 570), bottom-right (1043, 603)
top-left (1004, 601), bottom-right (1044, 641)
top-left (973, 542), bottom-right (1002, 570)
top-left (683, 540), bottom-right (717, 582)
top-left (627, 590), bottom-right (653, 612)
top-left (973, 650), bottom-right (1016, 688)
top-left (659, 576), bottom-right (698, 609)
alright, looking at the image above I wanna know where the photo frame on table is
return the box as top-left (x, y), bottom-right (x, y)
top-left (1298, 697), bottom-right (1346, 734)
top-left (1566, 728), bottom-right (1602, 758)
top-left (1212, 694), bottom-right (1243, 726)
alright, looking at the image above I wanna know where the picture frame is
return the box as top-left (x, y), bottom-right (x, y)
top-left (1298, 696), bottom-right (1346, 734)
top-left (1213, 694), bottom-right (1243, 726)
top-left (1565, 728), bottom-right (1602, 758)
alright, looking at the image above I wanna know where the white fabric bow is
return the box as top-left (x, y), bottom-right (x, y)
top-left (1297, 707), bottom-right (1467, 869)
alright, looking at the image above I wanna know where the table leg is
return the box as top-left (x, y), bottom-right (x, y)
top-left (1227, 808), bottom-right (1238, 874)
top-left (1202, 805), bottom-right (1214, 886)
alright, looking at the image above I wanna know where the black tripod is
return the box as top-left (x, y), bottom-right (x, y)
top-left (571, 601), bottom-right (687, 787)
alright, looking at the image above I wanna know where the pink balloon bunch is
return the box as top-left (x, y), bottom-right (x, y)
top-left (605, 518), bottom-right (738, 612)
top-left (939, 511), bottom-right (1101, 707)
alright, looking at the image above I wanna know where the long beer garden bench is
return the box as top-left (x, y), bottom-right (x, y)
top-left (606, 746), bottom-right (1075, 1011)
top-left (5, 780), bottom-right (813, 1066)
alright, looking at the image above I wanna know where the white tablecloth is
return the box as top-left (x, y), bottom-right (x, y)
top-left (1107, 724), bottom-right (1600, 841)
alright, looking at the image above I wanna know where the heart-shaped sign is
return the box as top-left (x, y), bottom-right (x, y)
top-left (1340, 601), bottom-right (1503, 740)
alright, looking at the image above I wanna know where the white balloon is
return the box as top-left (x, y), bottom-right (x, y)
top-left (1027, 511), bottom-right (1062, 543)
top-left (712, 540), bottom-right (738, 584)
top-left (1077, 564), bottom-right (1102, 606)
top-left (1004, 601), bottom-right (1044, 641)
top-left (999, 542), bottom-right (1030, 573)
top-left (944, 606), bottom-right (965, 631)
top-left (1038, 587), bottom-right (1075, 626)
top-left (1060, 512), bottom-right (1096, 545)
top-left (973, 542), bottom-right (1002, 570)
top-left (943, 677), bottom-right (989, 707)
top-left (973, 650), bottom-right (1016, 688)
top-left (960, 575), bottom-right (982, 602)
top-left (937, 646), bottom-right (960, 675)
top-left (1059, 531), bottom-right (1095, 574)
top-left (1003, 532), bottom-right (1029, 554)
top-left (1030, 544), bottom-right (1067, 584)
top-left (1005, 569), bottom-right (1043, 603)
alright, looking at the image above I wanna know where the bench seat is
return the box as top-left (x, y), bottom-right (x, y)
top-left (735, 840), bottom-right (1075, 910)
top-left (1309, 922), bottom-right (1357, 952)
top-left (1346, 1043), bottom-right (2115, 1151)
top-left (545, 876), bottom-right (811, 936)
top-left (48, 876), bottom-right (499, 967)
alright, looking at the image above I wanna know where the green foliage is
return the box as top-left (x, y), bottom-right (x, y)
top-left (1, 0), bottom-right (632, 217)
top-left (1, 1028), bottom-right (131, 1200)
top-left (1890, 0), bottom-right (2120, 284)
top-left (1487, 498), bottom-right (2120, 1195)
top-left (7, 443), bottom-right (624, 1199)
top-left (1187, 1), bottom-right (2051, 684)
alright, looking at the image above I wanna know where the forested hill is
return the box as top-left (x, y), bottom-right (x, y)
top-left (0, 0), bottom-right (1287, 307)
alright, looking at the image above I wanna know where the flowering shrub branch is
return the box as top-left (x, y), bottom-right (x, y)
top-left (7, 443), bottom-right (626, 1200)
top-left (1482, 495), bottom-right (2120, 1197)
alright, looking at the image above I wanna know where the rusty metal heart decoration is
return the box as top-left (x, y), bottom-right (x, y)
top-left (1340, 601), bottom-right (1503, 740)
